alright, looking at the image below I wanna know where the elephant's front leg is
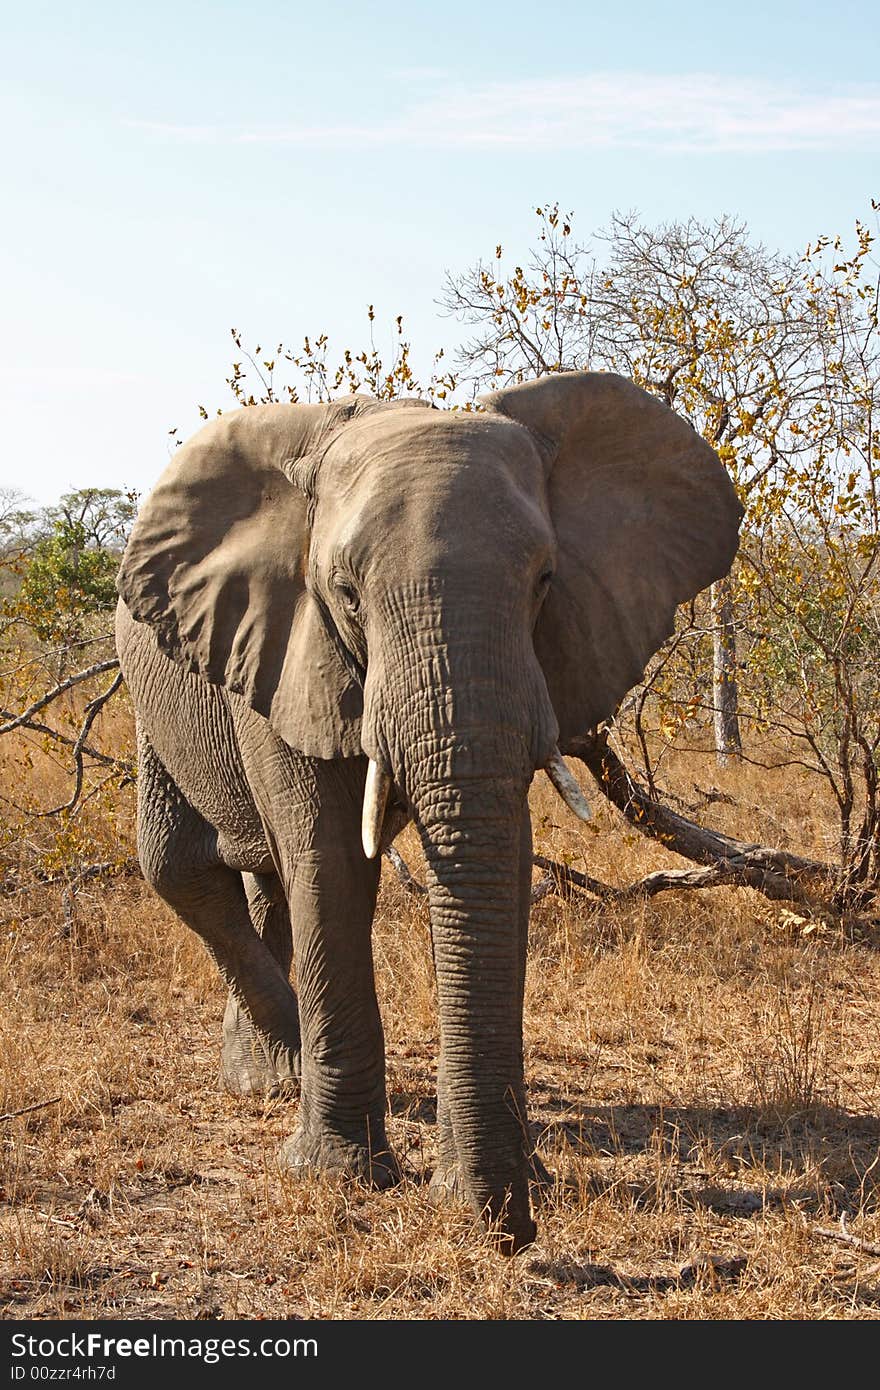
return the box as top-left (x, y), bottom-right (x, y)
top-left (274, 758), bottom-right (399, 1189)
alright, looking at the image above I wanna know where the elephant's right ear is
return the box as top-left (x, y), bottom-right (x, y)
top-left (116, 400), bottom-right (368, 759)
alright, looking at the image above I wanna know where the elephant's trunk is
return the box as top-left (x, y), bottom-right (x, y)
top-left (416, 766), bottom-right (535, 1251)
top-left (411, 750), bottom-right (536, 1251)
top-left (362, 585), bottom-right (558, 1249)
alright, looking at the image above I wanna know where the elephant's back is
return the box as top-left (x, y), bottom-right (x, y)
top-left (116, 600), bottom-right (271, 871)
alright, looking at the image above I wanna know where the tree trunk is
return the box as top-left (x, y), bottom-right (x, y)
top-left (711, 576), bottom-right (741, 765)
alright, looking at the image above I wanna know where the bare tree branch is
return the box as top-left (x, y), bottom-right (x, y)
top-left (37, 671), bottom-right (126, 816)
top-left (0, 659), bottom-right (119, 736)
top-left (0, 711), bottom-right (130, 773)
top-left (567, 729), bottom-right (853, 906)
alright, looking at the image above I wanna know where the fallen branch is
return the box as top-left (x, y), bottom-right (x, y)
top-left (385, 843), bottom-right (790, 911)
top-left (530, 853), bottom-right (796, 905)
top-left (568, 728), bottom-right (848, 907)
top-left (383, 840), bottom-right (834, 912)
top-left (0, 1097), bottom-right (61, 1123)
top-left (532, 854), bottom-right (613, 900)
top-left (812, 1215), bottom-right (880, 1258)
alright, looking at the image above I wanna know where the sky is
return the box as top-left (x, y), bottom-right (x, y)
top-left (2, 0), bottom-right (878, 505)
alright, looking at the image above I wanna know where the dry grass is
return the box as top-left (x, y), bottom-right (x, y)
top-left (3, 715), bottom-right (880, 1320)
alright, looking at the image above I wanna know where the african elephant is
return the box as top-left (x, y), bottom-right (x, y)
top-left (115, 371), bottom-right (742, 1252)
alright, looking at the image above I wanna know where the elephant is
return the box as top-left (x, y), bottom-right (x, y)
top-left (114, 370), bottom-right (742, 1253)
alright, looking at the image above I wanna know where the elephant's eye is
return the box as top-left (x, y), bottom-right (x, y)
top-left (336, 582), bottom-right (360, 617)
top-left (535, 567), bottom-right (553, 601)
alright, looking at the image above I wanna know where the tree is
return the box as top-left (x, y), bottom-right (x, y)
top-left (740, 216), bottom-right (880, 894)
top-left (5, 487), bottom-right (136, 657)
top-left (0, 488), bottom-right (136, 847)
top-left (0, 488), bottom-right (39, 554)
top-left (44, 487), bottom-right (137, 552)
top-left (202, 311), bottom-right (455, 414)
top-left (441, 205), bottom-right (862, 768)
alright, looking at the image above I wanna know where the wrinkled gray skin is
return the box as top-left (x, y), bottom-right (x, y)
top-left (115, 372), bottom-right (742, 1252)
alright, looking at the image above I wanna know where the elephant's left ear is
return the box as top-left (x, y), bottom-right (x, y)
top-left (480, 372), bottom-right (744, 747)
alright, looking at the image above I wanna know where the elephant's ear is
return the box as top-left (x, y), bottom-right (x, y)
top-left (116, 399), bottom-right (371, 759)
top-left (480, 372), bottom-right (743, 747)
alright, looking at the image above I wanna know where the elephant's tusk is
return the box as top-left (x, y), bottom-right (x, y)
top-left (544, 748), bottom-right (591, 821)
top-left (362, 759), bottom-right (393, 859)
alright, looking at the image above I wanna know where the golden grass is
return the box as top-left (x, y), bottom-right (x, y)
top-left (2, 715), bottom-right (880, 1320)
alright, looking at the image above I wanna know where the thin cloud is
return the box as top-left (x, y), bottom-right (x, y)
top-left (126, 120), bottom-right (228, 143)
top-left (128, 73), bottom-right (880, 153)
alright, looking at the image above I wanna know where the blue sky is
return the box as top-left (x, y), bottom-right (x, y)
top-left (2, 0), bottom-right (878, 503)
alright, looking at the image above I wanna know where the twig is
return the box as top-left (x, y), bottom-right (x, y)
top-left (0, 1097), bottom-right (61, 1123)
top-left (0, 859), bottom-right (142, 897)
top-left (0, 709), bottom-right (131, 771)
top-left (813, 1214), bottom-right (880, 1257)
top-left (38, 670), bottom-right (125, 815)
top-left (0, 658), bottom-right (119, 735)
top-left (384, 845), bottom-right (428, 896)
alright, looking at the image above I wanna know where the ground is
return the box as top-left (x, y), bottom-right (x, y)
top-left (2, 748), bottom-right (880, 1321)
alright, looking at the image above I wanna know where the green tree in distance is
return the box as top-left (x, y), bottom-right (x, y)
top-left (9, 487), bottom-right (137, 648)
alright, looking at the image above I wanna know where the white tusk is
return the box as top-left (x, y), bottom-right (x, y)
top-left (362, 759), bottom-right (393, 859)
top-left (544, 748), bottom-right (592, 821)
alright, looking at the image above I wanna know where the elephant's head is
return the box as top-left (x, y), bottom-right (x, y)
top-left (118, 373), bottom-right (742, 1250)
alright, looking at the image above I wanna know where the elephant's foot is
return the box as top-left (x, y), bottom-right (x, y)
top-left (427, 1162), bottom-right (466, 1203)
top-left (221, 1038), bottom-right (301, 1097)
top-left (428, 1163), bottom-right (537, 1254)
top-left (429, 1150), bottom-right (553, 1205)
top-left (221, 996), bottom-right (301, 1097)
top-left (278, 1123), bottom-right (400, 1190)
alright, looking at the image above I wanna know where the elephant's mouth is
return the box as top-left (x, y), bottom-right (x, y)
top-left (360, 749), bottom-right (590, 860)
